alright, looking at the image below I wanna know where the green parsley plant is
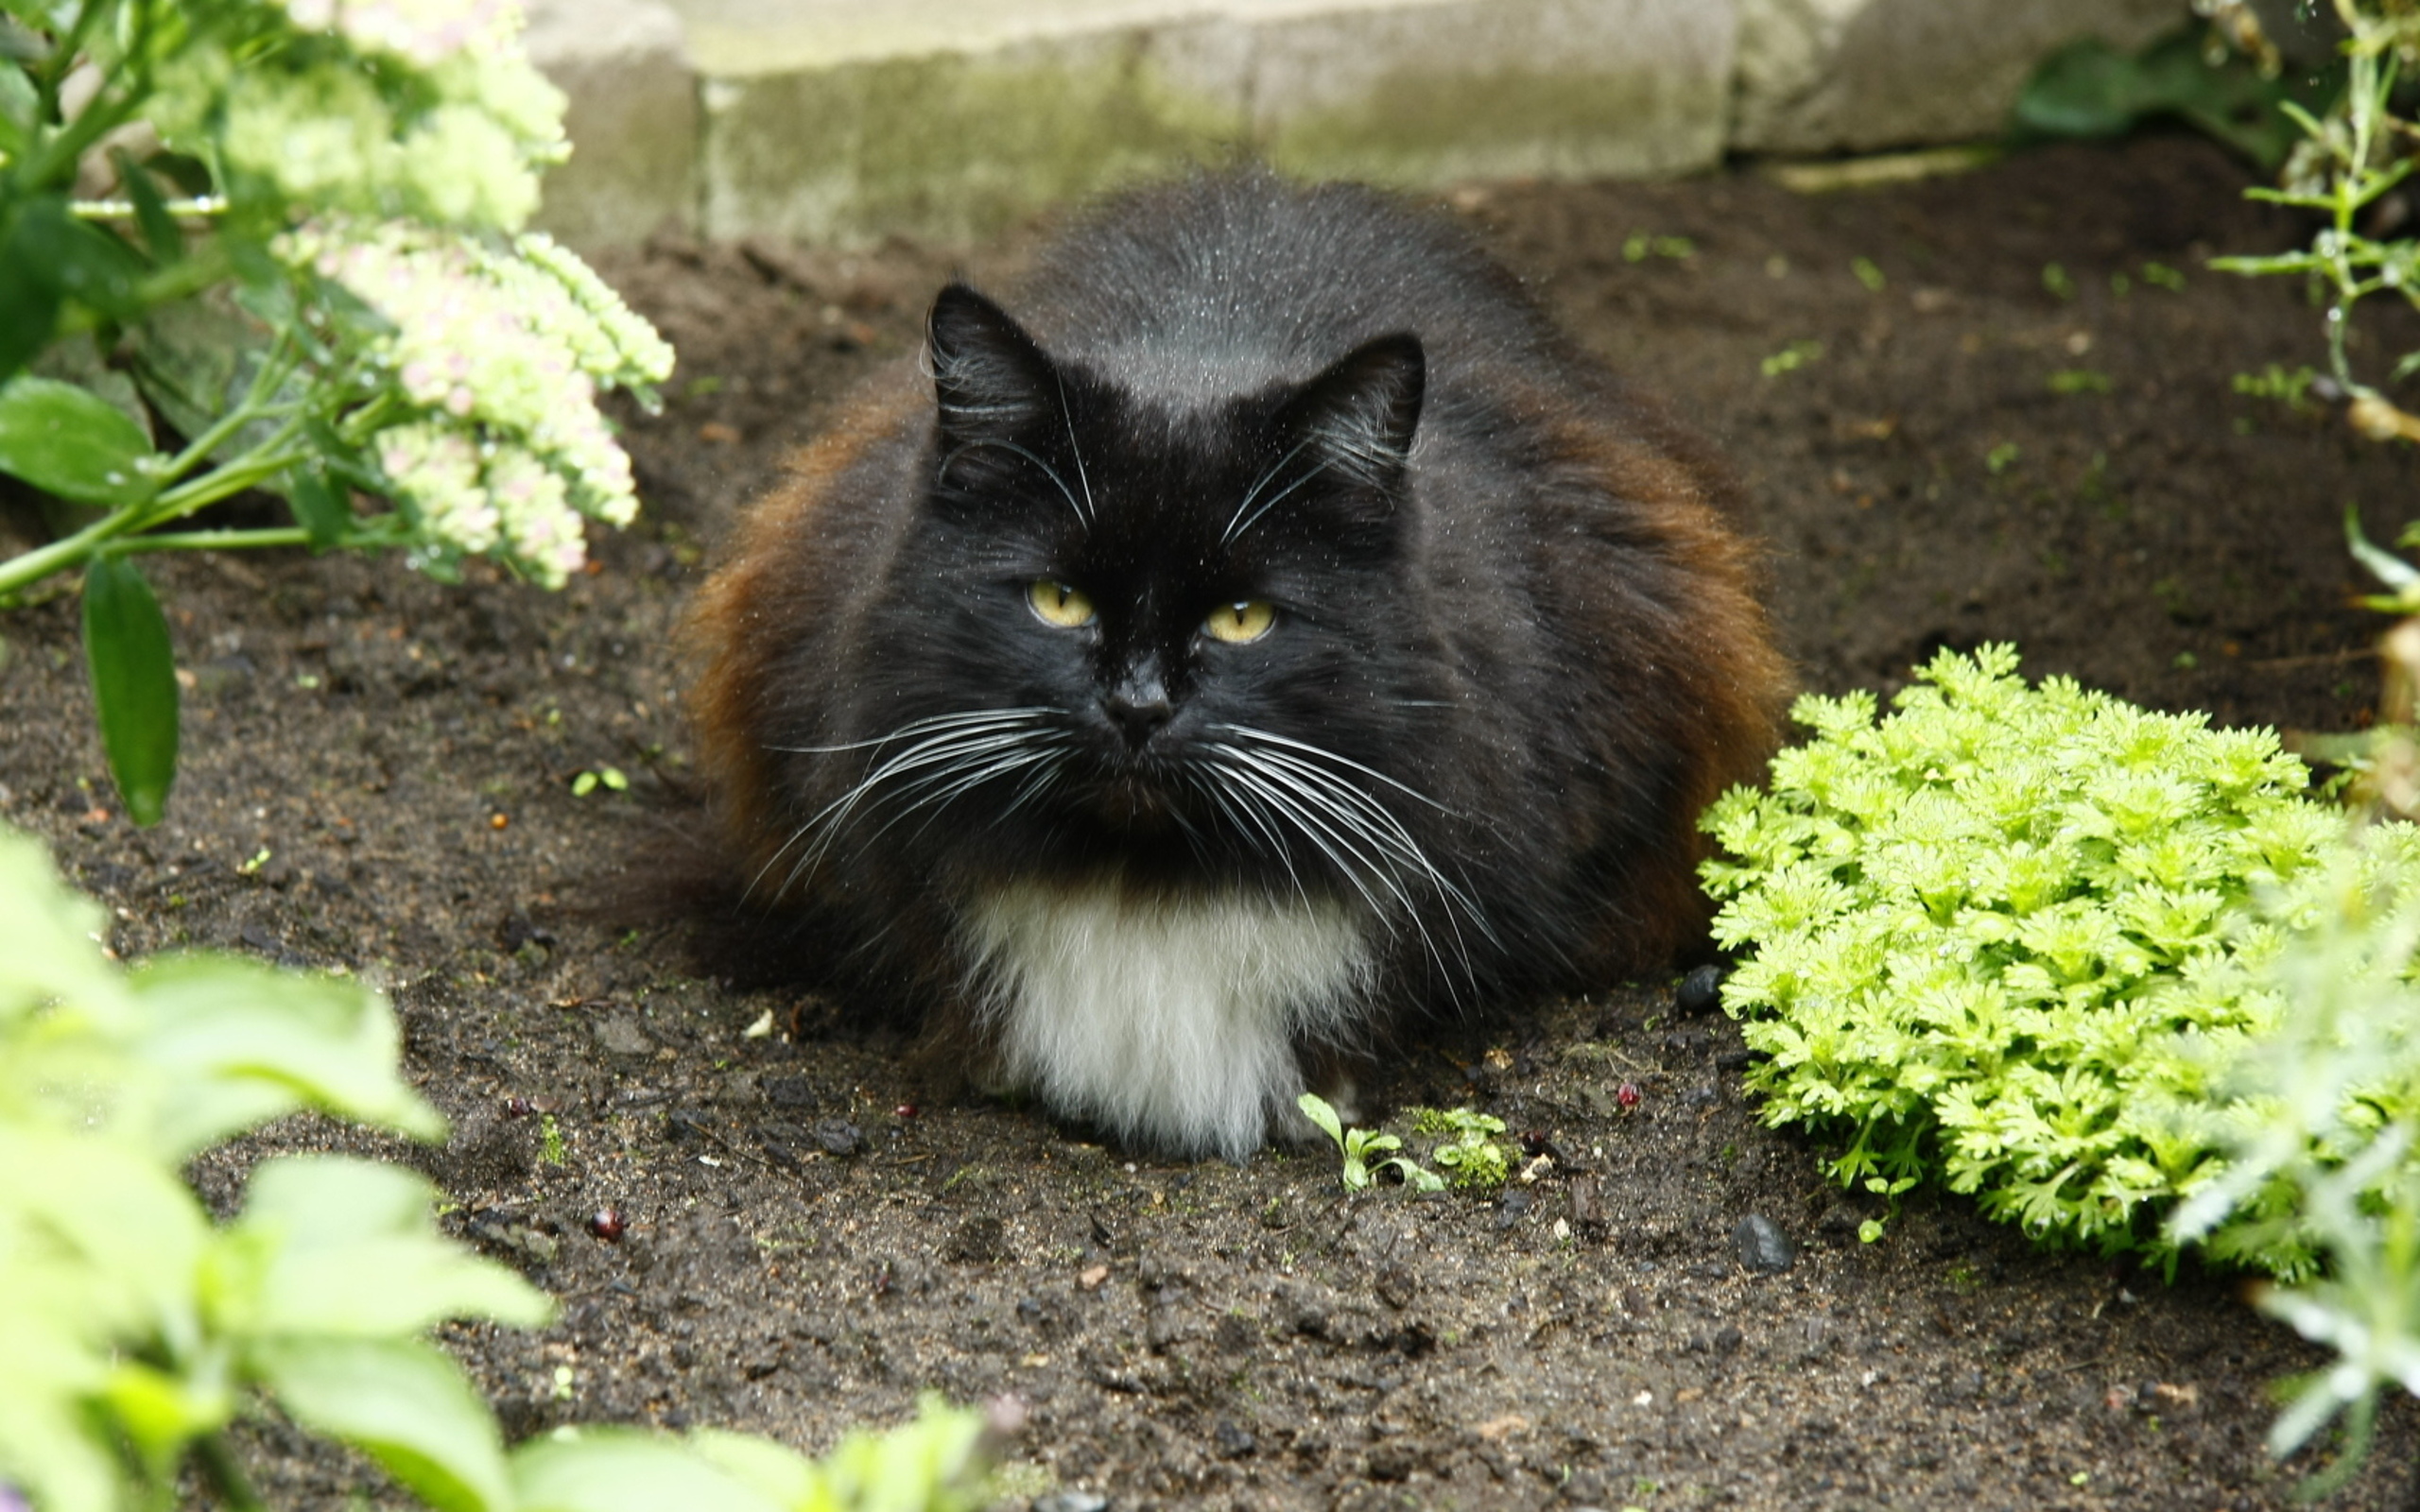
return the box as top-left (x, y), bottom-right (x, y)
top-left (1700, 644), bottom-right (2420, 1274)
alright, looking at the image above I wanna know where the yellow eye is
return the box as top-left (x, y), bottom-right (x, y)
top-left (1201, 599), bottom-right (1276, 644)
top-left (1027, 578), bottom-right (1097, 628)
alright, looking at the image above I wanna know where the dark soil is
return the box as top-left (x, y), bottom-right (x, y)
top-left (6, 135), bottom-right (2420, 1510)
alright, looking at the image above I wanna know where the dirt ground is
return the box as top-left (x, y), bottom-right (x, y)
top-left (6, 134), bottom-right (2420, 1509)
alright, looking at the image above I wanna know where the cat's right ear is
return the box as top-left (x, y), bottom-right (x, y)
top-left (1280, 332), bottom-right (1425, 488)
top-left (926, 283), bottom-right (1060, 452)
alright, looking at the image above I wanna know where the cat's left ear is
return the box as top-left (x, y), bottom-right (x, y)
top-left (926, 283), bottom-right (1061, 450)
top-left (1280, 332), bottom-right (1426, 485)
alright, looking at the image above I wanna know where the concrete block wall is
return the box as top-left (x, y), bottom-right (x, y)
top-left (526, 0), bottom-right (2191, 250)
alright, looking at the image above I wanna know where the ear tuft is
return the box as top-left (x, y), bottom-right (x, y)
top-left (1281, 333), bottom-right (1425, 484)
top-left (927, 284), bottom-right (1059, 450)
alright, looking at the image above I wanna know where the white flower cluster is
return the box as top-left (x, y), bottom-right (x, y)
top-left (274, 0), bottom-right (521, 67)
top-left (155, 0), bottom-right (565, 230)
top-left (288, 220), bottom-right (673, 588)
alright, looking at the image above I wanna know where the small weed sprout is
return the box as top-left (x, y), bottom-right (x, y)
top-left (1409, 1107), bottom-right (1513, 1191)
top-left (2232, 363), bottom-right (2322, 413)
top-left (570, 765), bottom-right (629, 797)
top-left (1297, 1093), bottom-right (1444, 1193)
top-left (1759, 340), bottom-right (1824, 379)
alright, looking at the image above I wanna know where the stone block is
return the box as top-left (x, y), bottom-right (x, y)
top-left (672, 0), bottom-right (1737, 248)
top-left (524, 0), bottom-right (700, 250)
top-left (1732, 0), bottom-right (2189, 155)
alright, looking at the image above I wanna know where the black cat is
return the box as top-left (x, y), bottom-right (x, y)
top-left (685, 172), bottom-right (1788, 1159)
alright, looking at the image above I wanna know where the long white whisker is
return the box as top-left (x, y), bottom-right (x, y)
top-left (1223, 461), bottom-right (1331, 545)
top-left (1212, 747), bottom-right (1469, 989)
top-left (772, 706), bottom-right (1054, 755)
top-left (1221, 438), bottom-right (1315, 543)
top-left (1211, 722), bottom-right (1454, 811)
top-left (1054, 371), bottom-right (1097, 526)
top-left (1210, 752), bottom-right (1389, 920)
top-left (1214, 733), bottom-right (1492, 982)
top-left (940, 438), bottom-right (1088, 527)
top-left (755, 708), bottom-right (1063, 900)
top-left (1191, 766), bottom-right (1308, 903)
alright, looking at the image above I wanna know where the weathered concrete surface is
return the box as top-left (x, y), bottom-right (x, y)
top-left (675, 0), bottom-right (1738, 247)
top-left (1731, 0), bottom-right (2185, 155)
top-left (519, 0), bottom-right (2200, 249)
top-left (524, 0), bottom-right (699, 247)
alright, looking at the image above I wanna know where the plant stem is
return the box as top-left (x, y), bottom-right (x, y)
top-left (0, 435), bottom-right (313, 600)
top-left (192, 1433), bottom-right (266, 1512)
top-left (110, 526), bottom-right (310, 556)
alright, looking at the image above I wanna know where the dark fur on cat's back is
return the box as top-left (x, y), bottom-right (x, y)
top-left (684, 172), bottom-right (1789, 1159)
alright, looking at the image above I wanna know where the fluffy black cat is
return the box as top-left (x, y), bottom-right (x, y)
top-left (686, 172), bottom-right (1788, 1159)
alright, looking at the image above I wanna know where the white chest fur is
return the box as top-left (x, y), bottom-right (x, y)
top-left (961, 882), bottom-right (1374, 1160)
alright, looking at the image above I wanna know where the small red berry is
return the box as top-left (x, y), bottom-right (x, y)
top-left (1615, 1082), bottom-right (1642, 1111)
top-left (895, 1103), bottom-right (919, 1119)
top-left (588, 1208), bottom-right (626, 1242)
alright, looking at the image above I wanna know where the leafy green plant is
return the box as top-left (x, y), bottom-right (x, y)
top-left (0, 819), bottom-right (995, 1511)
top-left (1296, 1093), bottom-right (1443, 1193)
top-left (2168, 847), bottom-right (2420, 1495)
top-left (1758, 340), bottom-right (1822, 379)
top-left (2014, 25), bottom-right (2323, 168)
top-left (2204, 2), bottom-right (2420, 445)
top-left (1699, 644), bottom-right (2420, 1275)
top-left (1406, 1107), bottom-right (1512, 1191)
top-left (0, 0), bottom-right (673, 824)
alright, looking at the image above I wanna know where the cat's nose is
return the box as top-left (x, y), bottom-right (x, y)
top-left (1102, 662), bottom-right (1173, 747)
top-left (1102, 687), bottom-right (1173, 747)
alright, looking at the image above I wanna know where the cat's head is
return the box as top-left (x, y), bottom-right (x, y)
top-left (843, 282), bottom-right (1440, 890)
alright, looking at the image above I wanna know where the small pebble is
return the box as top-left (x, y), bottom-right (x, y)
top-left (813, 1118), bottom-right (865, 1157)
top-left (1675, 963), bottom-right (1725, 1015)
top-left (1733, 1212), bottom-right (1797, 1274)
top-left (1031, 1494), bottom-right (1109, 1512)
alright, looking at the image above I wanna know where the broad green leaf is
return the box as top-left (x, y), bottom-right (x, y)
top-left (0, 1375), bottom-right (122, 1512)
top-left (0, 202), bottom-right (65, 382)
top-left (0, 1128), bottom-right (213, 1327)
top-left (240, 1155), bottom-right (449, 1247)
top-left (96, 1360), bottom-right (233, 1477)
top-left (286, 462), bottom-right (350, 547)
top-left (81, 555), bottom-right (179, 827)
top-left (0, 374), bottom-right (161, 507)
top-left (814, 1398), bottom-right (992, 1512)
top-left (113, 151), bottom-right (182, 266)
top-left (32, 332), bottom-right (154, 443)
top-left (688, 1431), bottom-right (821, 1504)
top-left (230, 1158), bottom-right (551, 1336)
top-left (1295, 1091), bottom-right (1343, 1147)
top-left (127, 289), bottom-right (262, 442)
top-left (251, 1236), bottom-right (555, 1338)
top-left (255, 1338), bottom-right (512, 1512)
top-left (11, 193), bottom-right (150, 319)
top-left (0, 824), bottom-right (120, 1018)
top-left (129, 957), bottom-right (443, 1155)
top-left (511, 1430), bottom-right (786, 1512)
